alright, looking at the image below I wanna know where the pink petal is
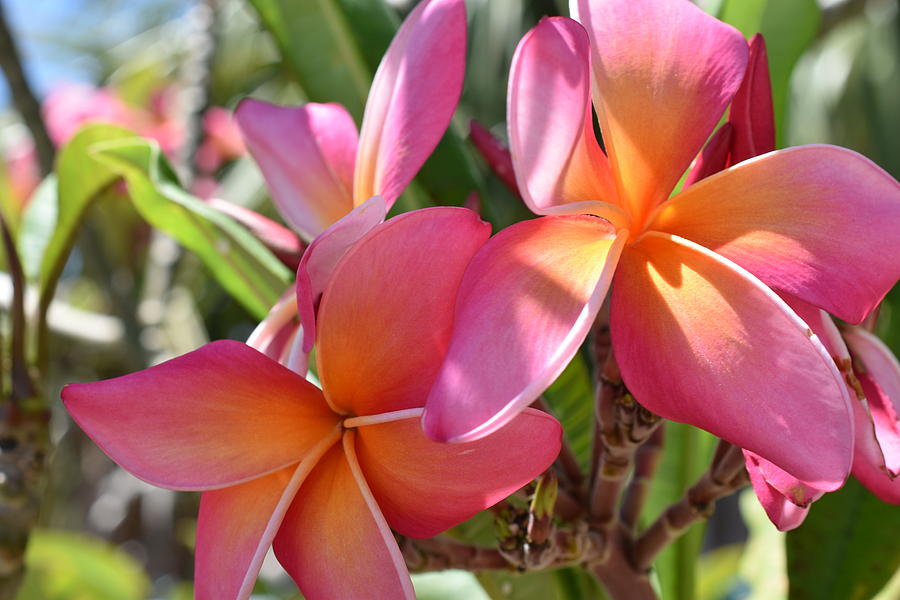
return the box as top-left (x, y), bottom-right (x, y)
top-left (611, 233), bottom-right (852, 488)
top-left (353, 0), bottom-right (466, 207)
top-left (744, 451), bottom-right (818, 531)
top-left (206, 198), bottom-right (304, 269)
top-left (508, 17), bottom-right (617, 214)
top-left (572, 0), bottom-right (748, 224)
top-left (195, 428), bottom-right (339, 600)
top-left (729, 34), bottom-right (776, 164)
top-left (469, 120), bottom-right (519, 196)
top-left (355, 408), bottom-right (561, 538)
top-left (316, 207), bottom-right (490, 416)
top-left (851, 394), bottom-right (900, 504)
top-left (295, 195), bottom-right (387, 353)
top-left (61, 340), bottom-right (339, 490)
top-left (650, 145), bottom-right (900, 323)
top-left (235, 99), bottom-right (357, 240)
top-left (683, 124), bottom-right (733, 188)
top-left (273, 437), bottom-right (415, 600)
top-left (423, 215), bottom-right (626, 443)
top-left (843, 327), bottom-right (900, 476)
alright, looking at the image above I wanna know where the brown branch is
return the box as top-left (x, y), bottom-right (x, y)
top-left (587, 524), bottom-right (658, 600)
top-left (588, 351), bottom-right (662, 539)
top-left (631, 441), bottom-right (748, 571)
top-left (400, 536), bottom-right (511, 573)
top-left (0, 2), bottom-right (54, 176)
top-left (0, 216), bottom-right (34, 403)
top-left (620, 424), bottom-right (666, 531)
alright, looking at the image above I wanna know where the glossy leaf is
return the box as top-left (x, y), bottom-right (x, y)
top-left (786, 478), bottom-right (900, 600)
top-left (91, 138), bottom-right (291, 318)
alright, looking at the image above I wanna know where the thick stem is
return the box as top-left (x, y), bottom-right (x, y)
top-left (400, 536), bottom-right (511, 573)
top-left (620, 424), bottom-right (666, 531)
top-left (589, 351), bottom-right (662, 536)
top-left (587, 525), bottom-right (658, 600)
top-left (0, 2), bottom-right (54, 176)
top-left (631, 441), bottom-right (748, 571)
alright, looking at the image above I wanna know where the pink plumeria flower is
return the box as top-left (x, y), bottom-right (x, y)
top-left (236, 0), bottom-right (466, 370)
top-left (423, 0), bottom-right (900, 495)
top-left (63, 207), bottom-right (562, 600)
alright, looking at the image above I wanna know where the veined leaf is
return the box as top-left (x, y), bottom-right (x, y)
top-left (90, 138), bottom-right (290, 319)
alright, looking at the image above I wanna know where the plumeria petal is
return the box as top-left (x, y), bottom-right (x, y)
top-left (273, 436), bottom-right (415, 600)
top-left (508, 17), bottom-right (617, 214)
top-left (317, 207), bottom-right (490, 416)
top-left (844, 327), bottom-right (900, 477)
top-left (354, 409), bottom-right (561, 538)
top-left (729, 34), bottom-right (776, 164)
top-left (246, 289), bottom-right (305, 372)
top-left (424, 215), bottom-right (626, 443)
top-left (206, 198), bottom-right (304, 269)
top-left (611, 233), bottom-right (852, 488)
top-left (650, 145), bottom-right (900, 323)
top-left (744, 451), bottom-right (818, 531)
top-left (296, 195), bottom-right (387, 353)
top-left (683, 124), bottom-right (733, 188)
top-left (195, 428), bottom-right (340, 600)
top-left (572, 0), bottom-right (747, 223)
top-left (851, 394), bottom-right (900, 504)
top-left (235, 99), bottom-right (357, 240)
top-left (61, 340), bottom-right (339, 490)
top-left (353, 0), bottom-right (466, 207)
top-left (469, 120), bottom-right (519, 196)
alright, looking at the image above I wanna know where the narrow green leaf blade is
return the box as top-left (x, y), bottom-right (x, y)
top-left (92, 139), bottom-right (291, 318)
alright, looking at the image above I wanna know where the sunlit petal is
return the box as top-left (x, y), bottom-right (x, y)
top-left (62, 340), bottom-right (339, 490)
top-left (235, 99), bottom-right (357, 240)
top-left (273, 436), bottom-right (415, 600)
top-left (354, 0), bottom-right (466, 207)
top-left (424, 215), bottom-right (626, 442)
top-left (355, 409), bottom-right (560, 538)
top-left (317, 207), bottom-right (490, 416)
top-left (611, 233), bottom-right (852, 488)
top-left (650, 145), bottom-right (900, 323)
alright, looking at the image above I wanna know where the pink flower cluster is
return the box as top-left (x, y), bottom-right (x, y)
top-left (62, 0), bottom-right (900, 598)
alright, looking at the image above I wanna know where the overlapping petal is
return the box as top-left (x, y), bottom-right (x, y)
top-left (508, 17), bottom-right (617, 215)
top-left (744, 451), bottom-right (818, 531)
top-left (610, 233), bottom-right (852, 487)
top-left (355, 409), bottom-right (561, 538)
top-left (572, 0), bottom-right (747, 223)
top-left (650, 145), bottom-right (900, 323)
top-left (61, 340), bottom-right (339, 490)
top-left (353, 0), bottom-right (466, 207)
top-left (235, 99), bottom-right (357, 240)
top-left (295, 195), bottom-right (387, 353)
top-left (424, 215), bottom-right (626, 443)
top-left (316, 207), bottom-right (490, 416)
top-left (273, 439), bottom-right (415, 600)
top-left (195, 427), bottom-right (339, 600)
top-left (729, 34), bottom-right (776, 163)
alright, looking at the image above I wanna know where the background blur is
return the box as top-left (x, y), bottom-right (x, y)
top-left (0, 0), bottom-right (897, 598)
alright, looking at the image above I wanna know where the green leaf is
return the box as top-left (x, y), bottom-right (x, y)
top-left (17, 175), bottom-right (58, 281)
top-left (641, 422), bottom-right (717, 600)
top-left (786, 478), bottom-right (900, 600)
top-left (478, 567), bottom-right (607, 600)
top-left (718, 0), bottom-right (821, 146)
top-left (91, 138), bottom-right (291, 319)
top-left (247, 0), bottom-right (394, 121)
top-left (413, 570), bottom-right (491, 600)
top-left (737, 488), bottom-right (787, 600)
top-left (16, 529), bottom-right (150, 600)
top-left (542, 352), bottom-right (594, 473)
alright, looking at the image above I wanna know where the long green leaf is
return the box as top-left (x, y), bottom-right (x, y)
top-left (542, 351), bottom-right (594, 472)
top-left (90, 139), bottom-right (291, 319)
top-left (786, 478), bottom-right (900, 600)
